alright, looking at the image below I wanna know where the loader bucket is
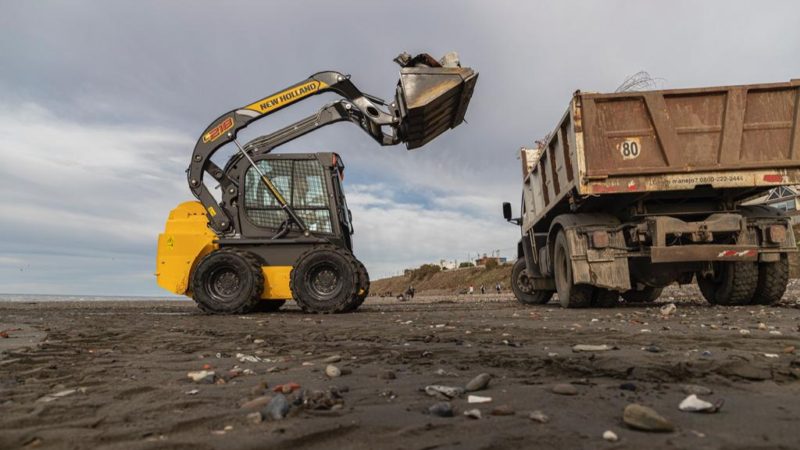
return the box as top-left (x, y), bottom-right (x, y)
top-left (395, 66), bottom-right (478, 149)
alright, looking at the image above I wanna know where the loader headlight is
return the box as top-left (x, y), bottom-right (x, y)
top-left (768, 225), bottom-right (787, 244)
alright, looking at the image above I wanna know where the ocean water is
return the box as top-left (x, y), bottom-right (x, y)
top-left (0, 293), bottom-right (183, 302)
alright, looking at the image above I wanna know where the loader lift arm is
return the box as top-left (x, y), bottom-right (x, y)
top-left (188, 71), bottom-right (401, 233)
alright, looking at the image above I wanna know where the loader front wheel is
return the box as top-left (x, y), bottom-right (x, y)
top-left (291, 246), bottom-right (359, 314)
top-left (191, 249), bottom-right (263, 314)
top-left (511, 258), bottom-right (553, 305)
top-left (697, 262), bottom-right (758, 306)
top-left (554, 231), bottom-right (592, 308)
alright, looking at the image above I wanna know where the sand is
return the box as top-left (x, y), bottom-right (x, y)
top-left (1, 291), bottom-right (799, 449)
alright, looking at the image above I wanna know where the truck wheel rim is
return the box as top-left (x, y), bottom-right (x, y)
top-left (516, 270), bottom-right (534, 294)
top-left (207, 267), bottom-right (241, 300)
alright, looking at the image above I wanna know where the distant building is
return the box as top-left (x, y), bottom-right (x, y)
top-left (742, 186), bottom-right (800, 223)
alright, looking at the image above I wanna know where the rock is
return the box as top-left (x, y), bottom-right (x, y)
top-left (428, 402), bottom-right (454, 417)
top-left (261, 394), bottom-right (290, 421)
top-left (491, 405), bottom-right (515, 416)
top-left (187, 370), bottom-right (216, 384)
top-left (764, 353), bottom-right (779, 359)
top-left (679, 394), bottom-right (720, 413)
top-left (623, 404), bottom-right (674, 432)
top-left (250, 381), bottom-right (268, 396)
top-left (681, 384), bottom-right (712, 396)
top-left (551, 383), bottom-right (578, 395)
top-left (425, 385), bottom-right (464, 398)
top-left (246, 412), bottom-right (262, 424)
top-left (463, 408), bottom-right (482, 419)
top-left (37, 389), bottom-right (78, 403)
top-left (619, 382), bottom-right (637, 391)
top-left (325, 365), bottom-right (342, 378)
top-left (300, 388), bottom-right (344, 410)
top-left (379, 370), bottom-right (396, 380)
top-left (323, 355), bottom-right (342, 363)
top-left (253, 339), bottom-right (265, 344)
top-left (758, 322), bottom-right (767, 330)
top-left (529, 410), bottom-right (549, 423)
top-left (468, 395), bottom-right (492, 404)
top-left (783, 346), bottom-right (796, 354)
top-left (739, 329), bottom-right (751, 336)
top-left (236, 353), bottom-right (261, 363)
top-left (241, 395), bottom-right (273, 410)
top-left (602, 430), bottom-right (619, 442)
top-left (272, 382), bottom-right (301, 394)
top-left (660, 303), bottom-right (677, 317)
top-left (465, 373), bottom-right (492, 392)
top-left (185, 389), bottom-right (199, 395)
top-left (572, 344), bottom-right (612, 352)
top-left (644, 345), bottom-right (663, 353)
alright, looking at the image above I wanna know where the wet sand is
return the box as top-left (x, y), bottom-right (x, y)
top-left (1, 291), bottom-right (799, 449)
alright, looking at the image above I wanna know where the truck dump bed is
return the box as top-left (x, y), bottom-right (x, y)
top-left (523, 79), bottom-right (800, 231)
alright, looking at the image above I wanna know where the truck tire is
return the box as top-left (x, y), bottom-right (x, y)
top-left (511, 258), bottom-right (553, 305)
top-left (622, 286), bottom-right (663, 303)
top-left (593, 289), bottom-right (619, 307)
top-left (290, 245), bottom-right (360, 314)
top-left (752, 256), bottom-right (788, 305)
top-left (697, 262), bottom-right (758, 306)
top-left (343, 259), bottom-right (370, 312)
top-left (191, 248), bottom-right (263, 314)
top-left (554, 231), bottom-right (592, 308)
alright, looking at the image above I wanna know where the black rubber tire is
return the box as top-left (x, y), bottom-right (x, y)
top-left (343, 259), bottom-right (370, 312)
top-left (697, 262), bottom-right (758, 305)
top-left (554, 231), bottom-right (593, 308)
top-left (253, 300), bottom-right (286, 312)
top-left (290, 245), bottom-right (360, 314)
top-left (510, 258), bottom-right (553, 305)
top-left (622, 286), bottom-right (663, 303)
top-left (752, 256), bottom-right (789, 305)
top-left (191, 248), bottom-right (263, 314)
top-left (593, 289), bottom-right (619, 308)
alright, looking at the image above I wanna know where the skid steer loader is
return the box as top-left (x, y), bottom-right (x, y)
top-left (156, 52), bottom-right (478, 314)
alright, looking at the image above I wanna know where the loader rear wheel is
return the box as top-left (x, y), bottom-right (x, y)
top-left (511, 258), bottom-right (553, 305)
top-left (752, 256), bottom-right (788, 305)
top-left (622, 286), bottom-right (663, 303)
top-left (191, 248), bottom-right (263, 314)
top-left (343, 259), bottom-right (370, 312)
top-left (290, 245), bottom-right (360, 314)
top-left (697, 262), bottom-right (758, 306)
top-left (554, 231), bottom-right (592, 308)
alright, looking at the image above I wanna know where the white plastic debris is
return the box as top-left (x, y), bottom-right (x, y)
top-left (467, 395), bottom-right (492, 404)
top-left (679, 394), bottom-right (716, 412)
top-left (236, 353), bottom-right (262, 363)
top-left (763, 353), bottom-right (779, 358)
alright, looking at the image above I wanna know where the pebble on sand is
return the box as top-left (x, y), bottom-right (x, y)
top-left (261, 393), bottom-right (290, 421)
top-left (465, 373), bottom-right (492, 392)
top-left (428, 402), bottom-right (454, 417)
top-left (681, 384), bottom-right (712, 396)
top-left (325, 365), bottom-right (342, 378)
top-left (623, 404), bottom-right (674, 432)
top-left (551, 383), bottom-right (578, 395)
top-left (246, 412), bottom-right (262, 424)
top-left (529, 410), bottom-right (549, 423)
top-left (679, 394), bottom-right (721, 413)
top-left (240, 395), bottom-right (273, 410)
top-left (323, 355), bottom-right (342, 363)
top-left (425, 385), bottom-right (464, 398)
top-left (491, 405), bottom-right (515, 416)
top-left (572, 344), bottom-right (612, 352)
top-left (602, 430), bottom-right (619, 442)
top-left (463, 408), bottom-right (482, 419)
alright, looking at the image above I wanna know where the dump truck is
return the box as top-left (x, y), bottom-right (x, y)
top-left (503, 79), bottom-right (800, 307)
top-left (156, 52), bottom-right (477, 314)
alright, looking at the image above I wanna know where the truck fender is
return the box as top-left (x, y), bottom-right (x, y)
top-left (547, 213), bottom-right (631, 291)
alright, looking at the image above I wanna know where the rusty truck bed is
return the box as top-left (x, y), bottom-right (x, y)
top-left (523, 79), bottom-right (800, 232)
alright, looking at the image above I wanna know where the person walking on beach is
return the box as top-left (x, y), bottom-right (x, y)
top-left (480, 284), bottom-right (485, 295)
top-left (468, 285), bottom-right (474, 295)
top-left (495, 282), bottom-right (501, 294)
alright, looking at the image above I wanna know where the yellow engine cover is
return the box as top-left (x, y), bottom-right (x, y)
top-left (156, 201), bottom-right (292, 300)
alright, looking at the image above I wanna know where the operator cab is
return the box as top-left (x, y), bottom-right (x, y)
top-left (231, 152), bottom-right (353, 247)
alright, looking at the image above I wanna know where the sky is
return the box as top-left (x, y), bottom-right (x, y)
top-left (1, 1), bottom-right (799, 296)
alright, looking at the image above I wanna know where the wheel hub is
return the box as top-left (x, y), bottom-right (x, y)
top-left (310, 266), bottom-right (339, 296)
top-left (209, 268), bottom-right (241, 299)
